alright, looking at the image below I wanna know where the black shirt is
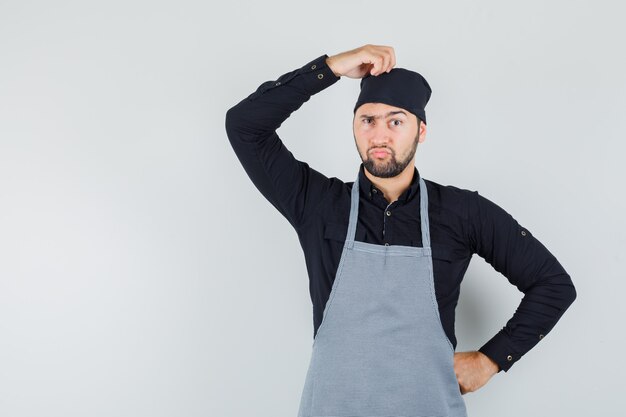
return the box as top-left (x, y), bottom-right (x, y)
top-left (224, 53), bottom-right (577, 373)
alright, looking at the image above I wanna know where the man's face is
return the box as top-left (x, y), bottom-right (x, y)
top-left (353, 102), bottom-right (426, 178)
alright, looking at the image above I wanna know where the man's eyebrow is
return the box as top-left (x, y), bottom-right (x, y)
top-left (359, 111), bottom-right (407, 119)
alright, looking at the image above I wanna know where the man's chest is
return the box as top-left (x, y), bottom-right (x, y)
top-left (305, 192), bottom-right (472, 270)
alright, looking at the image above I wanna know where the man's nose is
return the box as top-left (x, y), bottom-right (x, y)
top-left (370, 131), bottom-right (391, 147)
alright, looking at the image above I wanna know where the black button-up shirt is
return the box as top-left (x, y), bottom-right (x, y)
top-left (224, 53), bottom-right (576, 373)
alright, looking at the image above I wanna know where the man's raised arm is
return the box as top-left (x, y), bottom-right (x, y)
top-left (224, 54), bottom-right (341, 229)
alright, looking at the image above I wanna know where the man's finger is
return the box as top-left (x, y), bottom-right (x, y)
top-left (381, 52), bottom-right (390, 73)
top-left (370, 55), bottom-right (382, 75)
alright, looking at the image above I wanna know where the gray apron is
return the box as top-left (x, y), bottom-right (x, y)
top-left (298, 170), bottom-right (468, 417)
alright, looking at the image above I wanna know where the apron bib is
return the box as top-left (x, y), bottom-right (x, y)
top-left (298, 170), bottom-right (468, 417)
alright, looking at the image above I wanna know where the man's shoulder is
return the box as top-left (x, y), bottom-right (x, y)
top-left (424, 177), bottom-right (477, 220)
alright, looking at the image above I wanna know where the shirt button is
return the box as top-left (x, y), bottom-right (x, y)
top-left (539, 334), bottom-right (544, 339)
top-left (384, 243), bottom-right (389, 246)
top-left (317, 73), bottom-right (324, 79)
top-left (275, 82), bottom-right (281, 86)
top-left (386, 210), bottom-right (391, 216)
top-left (521, 230), bottom-right (527, 236)
top-left (372, 188), bottom-right (378, 193)
top-left (507, 355), bottom-right (513, 361)
top-left (311, 64), bottom-right (317, 70)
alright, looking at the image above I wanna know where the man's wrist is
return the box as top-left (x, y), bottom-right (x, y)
top-left (325, 56), bottom-right (341, 77)
top-left (480, 351), bottom-right (500, 375)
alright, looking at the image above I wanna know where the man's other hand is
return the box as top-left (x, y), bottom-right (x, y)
top-left (453, 351), bottom-right (499, 395)
top-left (326, 44), bottom-right (396, 79)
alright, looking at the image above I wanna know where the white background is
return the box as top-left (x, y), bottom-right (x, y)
top-left (1, 0), bottom-right (624, 416)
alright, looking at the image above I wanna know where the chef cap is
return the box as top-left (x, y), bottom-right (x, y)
top-left (353, 68), bottom-right (432, 125)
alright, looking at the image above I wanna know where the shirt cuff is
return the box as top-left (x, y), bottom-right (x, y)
top-left (298, 54), bottom-right (341, 95)
top-left (478, 330), bottom-right (522, 373)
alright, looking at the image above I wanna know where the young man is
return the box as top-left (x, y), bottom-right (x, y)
top-left (225, 44), bottom-right (576, 417)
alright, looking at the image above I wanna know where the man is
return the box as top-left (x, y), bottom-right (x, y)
top-left (225, 44), bottom-right (576, 416)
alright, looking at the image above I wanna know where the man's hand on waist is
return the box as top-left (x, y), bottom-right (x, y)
top-left (453, 350), bottom-right (500, 395)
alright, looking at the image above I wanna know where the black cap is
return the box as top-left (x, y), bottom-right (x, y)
top-left (353, 68), bottom-right (432, 124)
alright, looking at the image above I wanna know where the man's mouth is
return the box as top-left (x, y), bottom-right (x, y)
top-left (370, 148), bottom-right (391, 158)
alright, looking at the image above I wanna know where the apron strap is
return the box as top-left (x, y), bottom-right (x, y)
top-left (345, 170), bottom-right (361, 249)
top-left (418, 177), bottom-right (431, 249)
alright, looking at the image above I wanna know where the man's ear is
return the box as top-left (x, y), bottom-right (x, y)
top-left (418, 120), bottom-right (427, 143)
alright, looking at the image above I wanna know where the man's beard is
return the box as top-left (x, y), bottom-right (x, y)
top-left (361, 136), bottom-right (419, 178)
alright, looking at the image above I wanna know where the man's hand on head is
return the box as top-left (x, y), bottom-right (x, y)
top-left (326, 44), bottom-right (396, 79)
top-left (453, 351), bottom-right (500, 395)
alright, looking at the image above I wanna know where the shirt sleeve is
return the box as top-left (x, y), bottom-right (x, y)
top-left (466, 190), bottom-right (577, 372)
top-left (224, 54), bottom-right (341, 229)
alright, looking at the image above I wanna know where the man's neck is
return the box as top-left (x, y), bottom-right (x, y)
top-left (364, 163), bottom-right (415, 204)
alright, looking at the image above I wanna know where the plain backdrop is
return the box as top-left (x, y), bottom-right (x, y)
top-left (1, 1), bottom-right (624, 416)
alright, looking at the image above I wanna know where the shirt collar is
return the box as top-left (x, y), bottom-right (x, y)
top-left (358, 163), bottom-right (420, 204)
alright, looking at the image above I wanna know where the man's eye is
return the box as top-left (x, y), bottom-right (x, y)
top-left (363, 118), bottom-right (372, 124)
top-left (391, 119), bottom-right (402, 126)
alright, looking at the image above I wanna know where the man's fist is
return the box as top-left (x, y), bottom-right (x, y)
top-left (325, 44), bottom-right (396, 79)
top-left (453, 351), bottom-right (500, 395)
